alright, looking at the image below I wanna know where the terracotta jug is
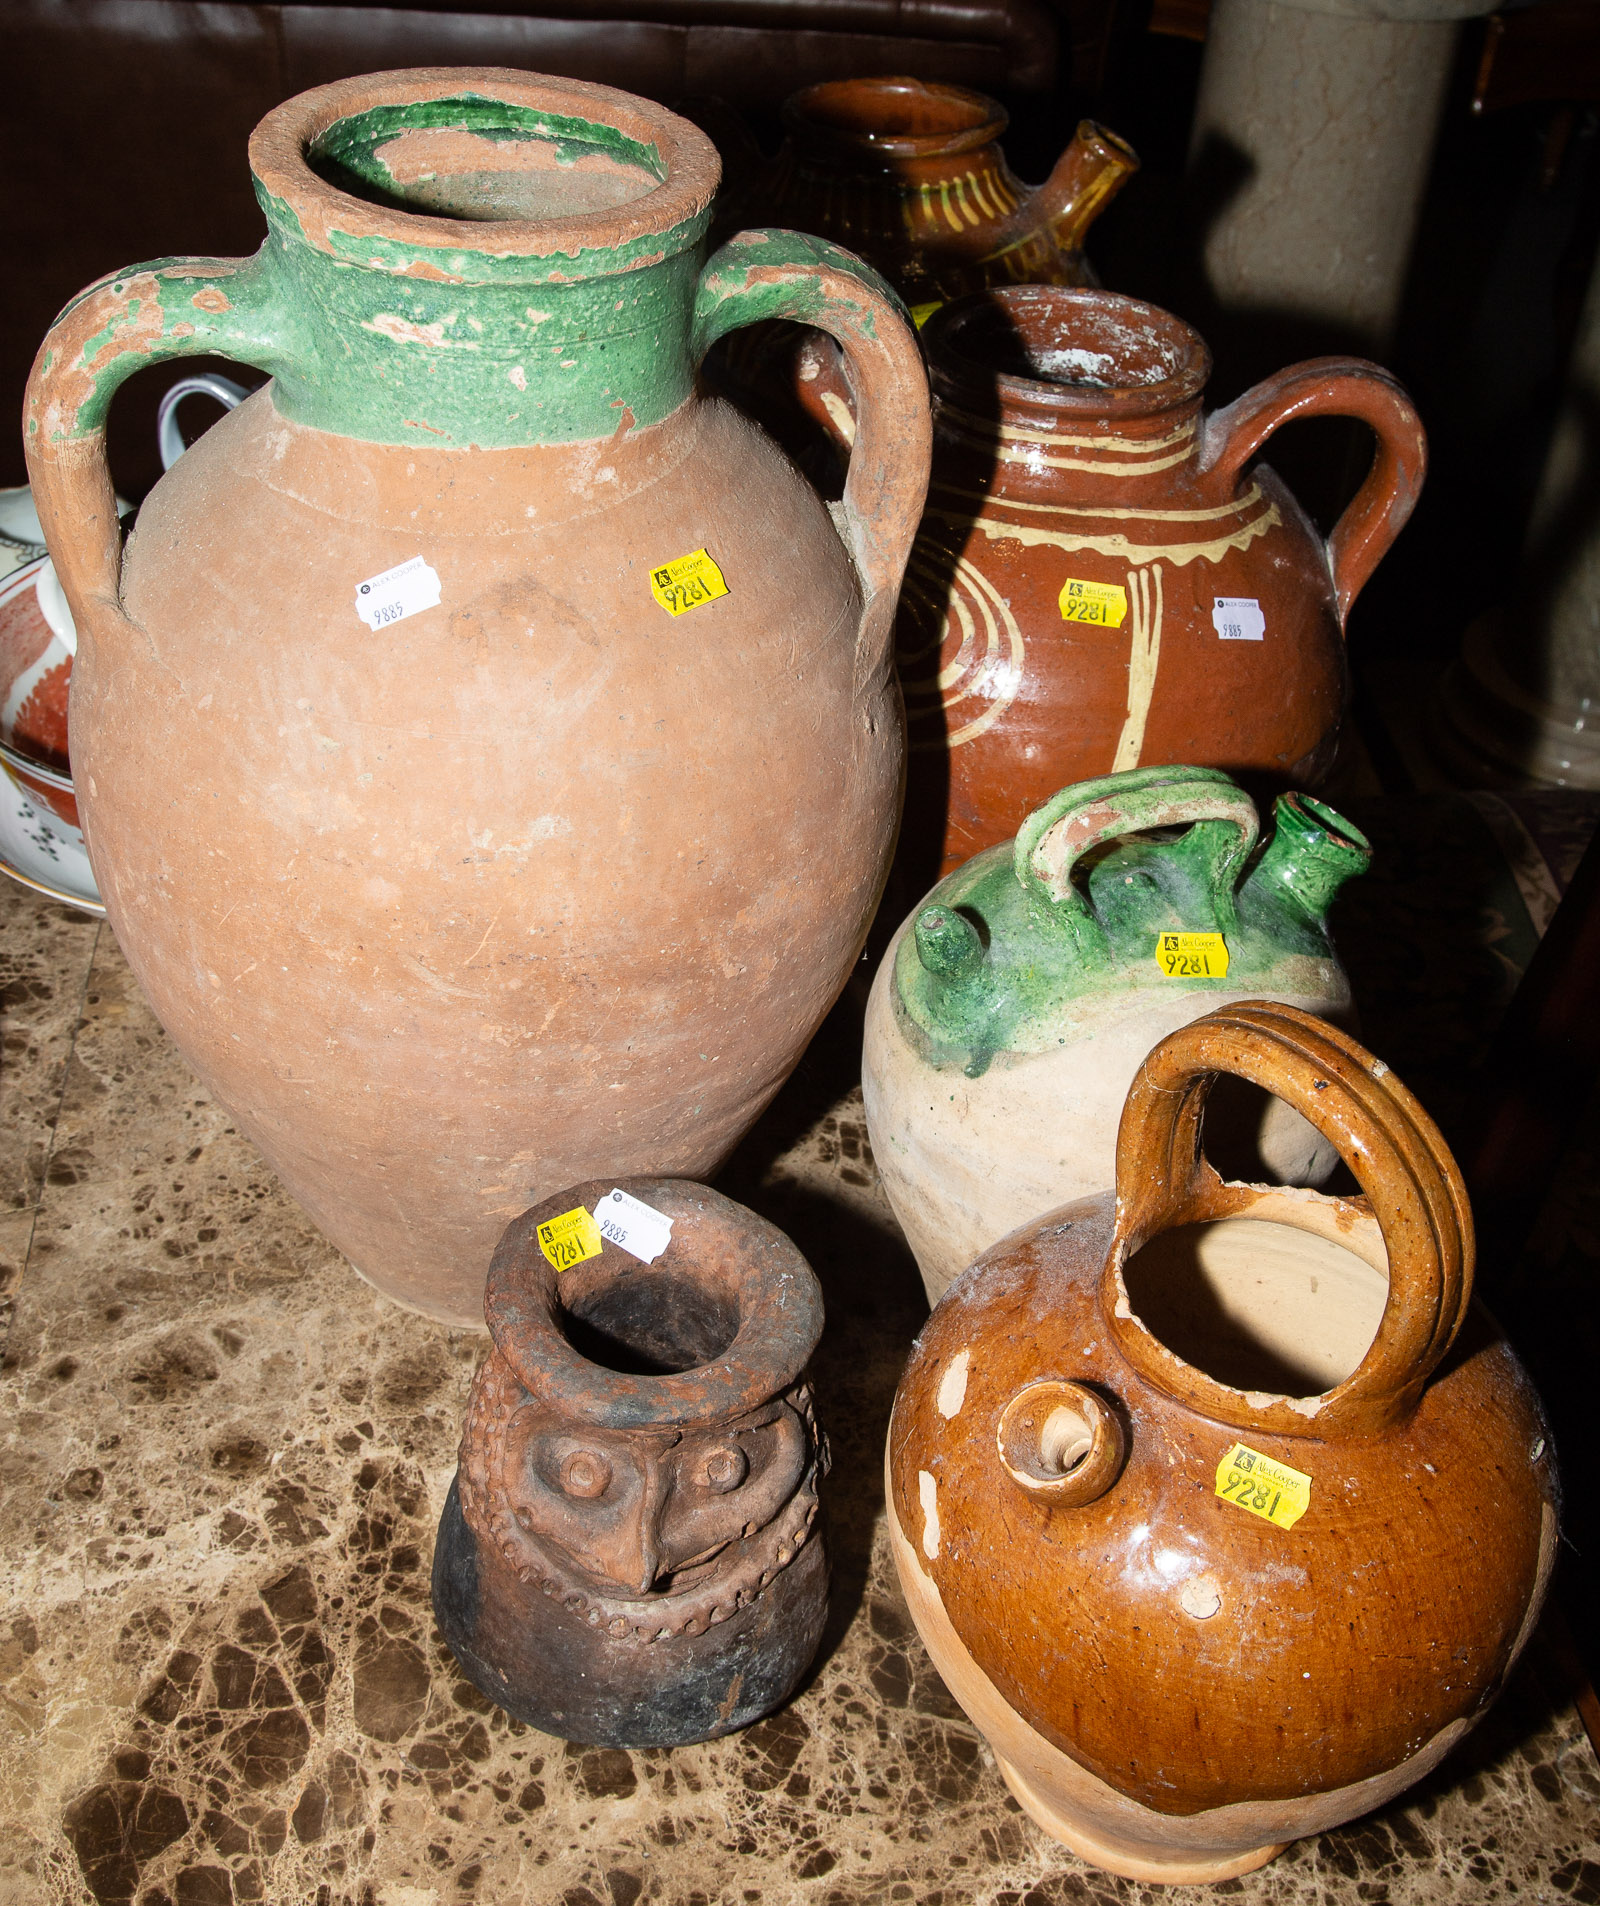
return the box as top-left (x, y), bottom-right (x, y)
top-left (864, 766), bottom-right (1370, 1306)
top-left (888, 1003), bottom-right (1558, 1883)
top-left (899, 286), bottom-right (1427, 875)
top-left (747, 78), bottom-right (1138, 310)
top-left (434, 1178), bottom-right (827, 1746)
top-left (24, 68), bottom-right (930, 1326)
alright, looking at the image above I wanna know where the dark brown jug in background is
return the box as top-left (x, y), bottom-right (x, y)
top-left (901, 287), bottom-right (1427, 875)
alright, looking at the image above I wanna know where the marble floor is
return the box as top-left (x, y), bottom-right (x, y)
top-left (2, 818), bottom-right (1599, 1906)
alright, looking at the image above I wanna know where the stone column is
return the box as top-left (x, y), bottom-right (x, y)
top-left (1189, 0), bottom-right (1496, 355)
top-left (1439, 247), bottom-right (1600, 787)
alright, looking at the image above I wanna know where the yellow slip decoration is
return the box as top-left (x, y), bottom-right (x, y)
top-left (1215, 1443), bottom-right (1311, 1530)
top-left (1059, 577), bottom-right (1128, 628)
top-left (1155, 931), bottom-right (1229, 979)
top-left (650, 548), bottom-right (729, 617)
top-left (537, 1206), bottom-right (603, 1273)
top-left (910, 301), bottom-right (943, 330)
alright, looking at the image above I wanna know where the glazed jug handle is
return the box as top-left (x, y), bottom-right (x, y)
top-left (1197, 359), bottom-right (1427, 625)
top-left (24, 251), bottom-right (287, 653)
top-left (692, 232), bottom-right (931, 677)
top-left (1013, 765), bottom-right (1259, 939)
top-left (1105, 1001), bottom-right (1474, 1439)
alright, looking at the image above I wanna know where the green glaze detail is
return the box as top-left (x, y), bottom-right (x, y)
top-left (1243, 794), bottom-right (1371, 925)
top-left (38, 253), bottom-right (302, 446)
top-left (44, 93), bottom-right (747, 450)
top-left (44, 113), bottom-right (916, 449)
top-left (307, 96), bottom-right (666, 212)
top-left (690, 229), bottom-right (905, 361)
top-left (894, 766), bottom-right (1371, 1078)
top-left (914, 907), bottom-right (985, 980)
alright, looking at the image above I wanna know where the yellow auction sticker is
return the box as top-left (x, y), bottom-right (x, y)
top-left (1155, 931), bottom-right (1229, 979)
top-left (650, 548), bottom-right (729, 617)
top-left (1215, 1443), bottom-right (1311, 1530)
top-left (1059, 577), bottom-right (1128, 628)
top-left (537, 1206), bottom-right (603, 1272)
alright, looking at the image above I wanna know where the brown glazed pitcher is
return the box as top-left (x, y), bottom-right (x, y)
top-left (433, 1179), bottom-right (827, 1746)
top-left (24, 69), bottom-right (929, 1326)
top-left (900, 288), bottom-right (1427, 874)
top-left (750, 78), bottom-right (1138, 308)
top-left (888, 1003), bottom-right (1557, 1882)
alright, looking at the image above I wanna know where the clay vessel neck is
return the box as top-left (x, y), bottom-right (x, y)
top-left (783, 76), bottom-right (1010, 169)
top-left (774, 80), bottom-right (1135, 296)
top-left (231, 73), bottom-right (721, 447)
top-left (924, 287), bottom-right (1214, 505)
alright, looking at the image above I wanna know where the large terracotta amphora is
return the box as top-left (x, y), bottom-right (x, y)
top-left (24, 68), bottom-right (930, 1327)
top-left (864, 766), bottom-right (1370, 1306)
top-left (888, 1003), bottom-right (1558, 1883)
top-left (749, 78), bottom-right (1138, 309)
top-left (901, 286), bottom-right (1427, 874)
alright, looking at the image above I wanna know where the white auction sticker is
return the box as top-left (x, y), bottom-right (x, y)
top-left (355, 556), bottom-right (442, 631)
top-left (1213, 596), bottom-right (1266, 642)
top-left (593, 1188), bottom-right (674, 1265)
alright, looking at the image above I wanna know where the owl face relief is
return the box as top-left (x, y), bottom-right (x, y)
top-left (503, 1397), bottom-right (810, 1598)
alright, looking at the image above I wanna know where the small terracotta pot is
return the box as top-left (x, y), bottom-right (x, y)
top-left (434, 1178), bottom-right (828, 1747)
top-left (888, 1003), bottom-right (1557, 1882)
top-left (899, 287), bottom-right (1428, 874)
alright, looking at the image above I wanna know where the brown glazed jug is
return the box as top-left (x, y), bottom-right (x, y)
top-left (750, 78), bottom-right (1138, 309)
top-left (433, 1179), bottom-right (827, 1746)
top-left (900, 288), bottom-right (1427, 874)
top-left (888, 1004), bottom-right (1557, 1883)
top-left (24, 69), bottom-right (929, 1326)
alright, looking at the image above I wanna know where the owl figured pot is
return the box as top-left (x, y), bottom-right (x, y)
top-left (433, 1178), bottom-right (828, 1747)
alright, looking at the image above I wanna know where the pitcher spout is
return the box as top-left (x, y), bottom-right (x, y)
top-left (1243, 793), bottom-right (1372, 926)
top-left (1019, 121), bottom-right (1139, 257)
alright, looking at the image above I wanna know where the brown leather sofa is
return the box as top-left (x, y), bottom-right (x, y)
top-left (3, 0), bottom-right (1097, 492)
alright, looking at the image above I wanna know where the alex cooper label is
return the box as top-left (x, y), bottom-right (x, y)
top-left (594, 1188), bottom-right (674, 1265)
top-left (1155, 931), bottom-right (1230, 979)
top-left (355, 556), bottom-right (442, 630)
top-left (650, 549), bottom-right (729, 617)
top-left (1215, 1443), bottom-right (1311, 1530)
top-left (1212, 596), bottom-right (1265, 641)
top-left (537, 1207), bottom-right (602, 1272)
top-left (1058, 577), bottom-right (1128, 628)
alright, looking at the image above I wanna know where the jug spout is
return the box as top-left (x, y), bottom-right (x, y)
top-left (1024, 121), bottom-right (1139, 256)
top-left (1244, 794), bottom-right (1372, 926)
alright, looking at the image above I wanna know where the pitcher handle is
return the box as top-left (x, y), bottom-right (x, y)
top-left (1197, 358), bottom-right (1427, 626)
top-left (157, 372), bottom-right (252, 472)
top-left (691, 231), bottom-right (931, 683)
top-left (1105, 1001), bottom-right (1474, 1439)
top-left (1012, 765), bottom-right (1260, 945)
top-left (24, 251), bottom-right (288, 652)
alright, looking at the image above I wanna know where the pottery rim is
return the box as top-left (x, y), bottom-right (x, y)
top-left (782, 76), bottom-right (1008, 161)
top-left (247, 66), bottom-right (722, 274)
top-left (924, 286), bottom-right (1214, 421)
top-left (484, 1183), bottom-right (826, 1431)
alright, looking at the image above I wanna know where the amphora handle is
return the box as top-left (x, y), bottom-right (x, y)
top-left (24, 252), bottom-right (285, 656)
top-left (1198, 358), bottom-right (1427, 626)
top-left (692, 231), bottom-right (931, 682)
top-left (1013, 765), bottom-right (1259, 941)
top-left (1106, 1002), bottom-right (1474, 1439)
